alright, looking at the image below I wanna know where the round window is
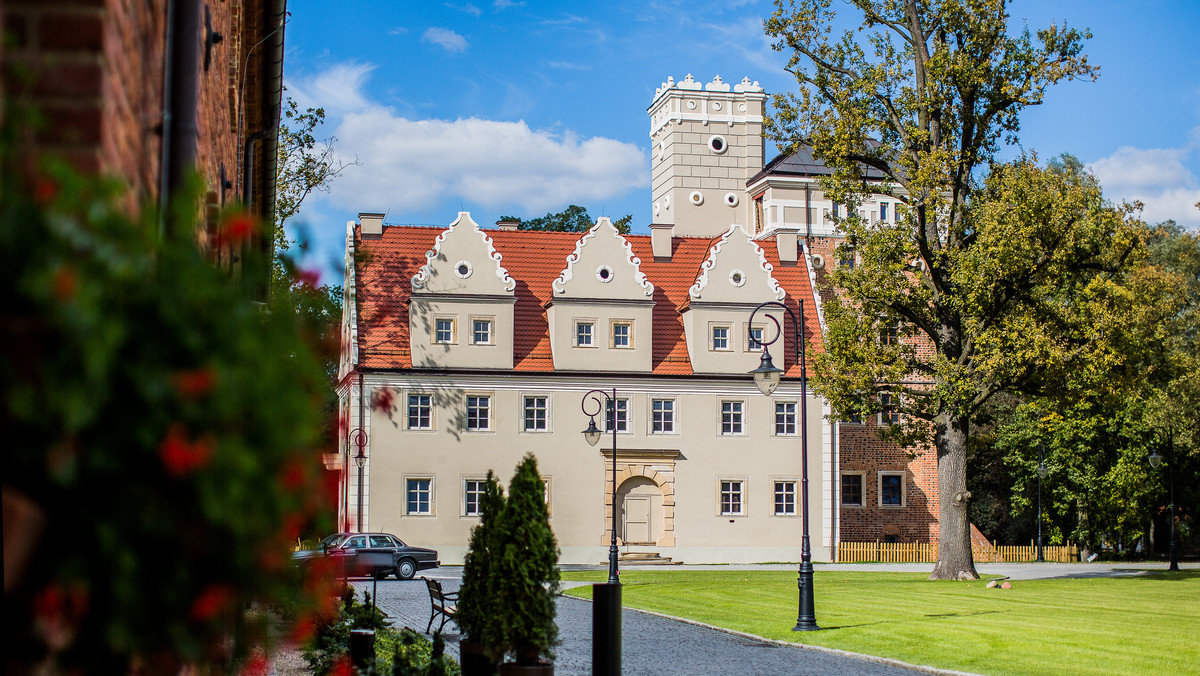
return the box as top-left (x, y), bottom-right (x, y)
top-left (596, 265), bottom-right (614, 283)
top-left (724, 192), bottom-right (740, 207)
top-left (709, 135), bottom-right (728, 154)
top-left (454, 261), bottom-right (473, 279)
top-left (689, 191), bottom-right (705, 206)
top-left (729, 269), bottom-right (746, 287)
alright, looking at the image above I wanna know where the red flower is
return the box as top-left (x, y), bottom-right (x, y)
top-left (159, 424), bottom-right (214, 477)
top-left (35, 177), bottom-right (58, 205)
top-left (240, 654), bottom-right (269, 676)
top-left (330, 657), bottom-right (353, 676)
top-left (294, 268), bottom-right (321, 288)
top-left (290, 614), bottom-right (317, 644)
top-left (280, 461), bottom-right (307, 492)
top-left (189, 583), bottom-right (233, 621)
top-left (52, 267), bottom-right (77, 302)
top-left (173, 368), bottom-right (217, 398)
top-left (33, 582), bottom-right (89, 650)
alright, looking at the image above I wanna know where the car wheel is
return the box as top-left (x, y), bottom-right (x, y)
top-left (396, 558), bottom-right (416, 580)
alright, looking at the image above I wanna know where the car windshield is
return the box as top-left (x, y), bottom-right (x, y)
top-left (320, 534), bottom-right (346, 548)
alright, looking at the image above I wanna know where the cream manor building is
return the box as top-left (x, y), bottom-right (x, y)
top-left (334, 74), bottom-right (940, 565)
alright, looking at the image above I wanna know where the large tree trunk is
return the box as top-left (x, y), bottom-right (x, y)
top-left (1077, 498), bottom-right (1093, 561)
top-left (930, 411), bottom-right (979, 580)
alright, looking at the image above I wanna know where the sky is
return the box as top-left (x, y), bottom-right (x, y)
top-left (281, 0), bottom-right (1200, 280)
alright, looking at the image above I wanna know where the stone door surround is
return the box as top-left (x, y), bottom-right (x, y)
top-left (600, 449), bottom-right (680, 547)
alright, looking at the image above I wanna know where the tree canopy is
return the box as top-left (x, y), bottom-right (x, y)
top-left (501, 204), bottom-right (633, 234)
top-left (765, 0), bottom-right (1142, 578)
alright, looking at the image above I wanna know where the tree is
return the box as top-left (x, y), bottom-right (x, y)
top-left (501, 204), bottom-right (633, 234)
top-left (765, 0), bottom-right (1141, 579)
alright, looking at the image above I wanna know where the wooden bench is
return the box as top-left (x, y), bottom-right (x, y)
top-left (423, 576), bottom-right (458, 633)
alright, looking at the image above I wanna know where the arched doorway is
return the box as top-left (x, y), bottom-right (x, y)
top-left (617, 476), bottom-right (663, 545)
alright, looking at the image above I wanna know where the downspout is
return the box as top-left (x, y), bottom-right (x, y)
top-left (357, 371), bottom-right (365, 532)
top-left (160, 0), bottom-right (203, 235)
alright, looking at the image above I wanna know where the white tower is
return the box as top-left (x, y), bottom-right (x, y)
top-left (648, 74), bottom-right (767, 238)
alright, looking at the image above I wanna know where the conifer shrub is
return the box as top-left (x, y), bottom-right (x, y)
top-left (456, 470), bottom-right (506, 662)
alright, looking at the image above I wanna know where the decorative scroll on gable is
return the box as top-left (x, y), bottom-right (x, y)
top-left (338, 220), bottom-right (359, 381)
top-left (689, 223), bottom-right (784, 303)
top-left (551, 217), bottom-right (654, 299)
top-left (411, 212), bottom-right (516, 295)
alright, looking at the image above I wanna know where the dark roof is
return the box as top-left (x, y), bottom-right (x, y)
top-left (750, 144), bottom-right (888, 184)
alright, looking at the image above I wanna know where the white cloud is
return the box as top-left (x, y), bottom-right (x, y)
top-left (284, 61), bottom-right (377, 114)
top-left (388, 27), bottom-right (409, 36)
top-left (445, 2), bottom-right (482, 17)
top-left (493, 0), bottom-right (524, 8)
top-left (423, 27), bottom-right (469, 52)
top-left (1089, 139), bottom-right (1200, 227)
top-left (326, 111), bottom-right (647, 216)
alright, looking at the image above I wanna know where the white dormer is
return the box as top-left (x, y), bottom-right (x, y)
top-left (682, 224), bottom-right (788, 374)
top-left (546, 218), bottom-right (656, 372)
top-left (409, 212), bottom-right (517, 370)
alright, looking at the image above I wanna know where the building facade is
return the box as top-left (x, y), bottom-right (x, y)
top-left (337, 75), bottom-right (940, 564)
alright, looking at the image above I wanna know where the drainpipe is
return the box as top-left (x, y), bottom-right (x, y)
top-left (160, 0), bottom-right (202, 235)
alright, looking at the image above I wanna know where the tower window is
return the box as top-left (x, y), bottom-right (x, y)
top-left (709, 135), bottom-right (728, 154)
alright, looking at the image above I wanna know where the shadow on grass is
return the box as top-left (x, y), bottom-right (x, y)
top-left (922, 610), bottom-right (1002, 619)
top-left (820, 608), bottom-right (1002, 631)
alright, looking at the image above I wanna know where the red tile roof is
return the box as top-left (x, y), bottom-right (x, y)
top-left (354, 226), bottom-right (822, 377)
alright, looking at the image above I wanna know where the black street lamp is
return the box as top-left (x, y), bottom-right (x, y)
top-left (582, 388), bottom-right (622, 675)
top-left (1037, 444), bottom-right (1048, 562)
top-left (1149, 430), bottom-right (1179, 572)
top-left (748, 300), bottom-right (818, 632)
top-left (351, 428), bottom-right (367, 533)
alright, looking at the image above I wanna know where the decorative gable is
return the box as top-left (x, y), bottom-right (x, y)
top-left (683, 223), bottom-right (788, 374)
top-left (412, 212), bottom-right (516, 296)
top-left (409, 212), bottom-right (517, 370)
top-left (338, 220), bottom-right (359, 381)
top-left (688, 223), bottom-right (784, 304)
top-left (551, 217), bottom-right (654, 299)
top-left (546, 217), bottom-right (656, 373)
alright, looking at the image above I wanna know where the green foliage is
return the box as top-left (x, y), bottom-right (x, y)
top-left (492, 454), bottom-right (561, 664)
top-left (455, 471), bottom-right (505, 659)
top-left (1, 158), bottom-right (336, 671)
top-left (765, 0), bottom-right (1139, 577)
top-left (503, 204), bottom-right (633, 234)
top-left (303, 586), bottom-right (389, 675)
top-left (561, 569), bottom-right (1200, 675)
top-left (385, 628), bottom-right (459, 676)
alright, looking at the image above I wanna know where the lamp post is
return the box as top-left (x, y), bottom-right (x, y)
top-left (351, 428), bottom-right (367, 533)
top-left (1149, 430), bottom-right (1179, 572)
top-left (748, 300), bottom-right (818, 632)
top-left (582, 388), bottom-right (622, 675)
top-left (1037, 444), bottom-right (1048, 562)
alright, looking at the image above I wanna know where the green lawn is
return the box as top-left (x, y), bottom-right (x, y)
top-left (560, 569), bottom-right (1199, 675)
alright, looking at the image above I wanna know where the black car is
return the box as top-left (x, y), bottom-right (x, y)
top-left (294, 532), bottom-right (439, 580)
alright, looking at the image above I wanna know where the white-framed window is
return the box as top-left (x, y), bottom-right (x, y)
top-left (466, 395), bottom-right (491, 431)
top-left (774, 401), bottom-right (797, 435)
top-left (711, 324), bottom-right (731, 351)
top-left (434, 317), bottom-right (456, 344)
top-left (841, 472), bottom-right (865, 506)
top-left (611, 321), bottom-right (632, 349)
top-left (879, 202), bottom-right (889, 221)
top-left (605, 398), bottom-right (629, 432)
top-left (471, 317), bottom-right (494, 345)
top-left (540, 476), bottom-right (552, 516)
top-left (720, 400), bottom-right (744, 435)
top-left (879, 471), bottom-right (905, 507)
top-left (575, 320), bottom-right (595, 347)
top-left (463, 478), bottom-right (486, 516)
top-left (773, 480), bottom-right (797, 516)
top-left (880, 392), bottom-right (901, 425)
top-left (719, 479), bottom-right (744, 515)
top-left (523, 395), bottom-right (548, 432)
top-left (747, 325), bottom-right (765, 352)
top-left (407, 393), bottom-right (433, 430)
top-left (651, 398), bottom-right (675, 434)
top-left (406, 477), bottom-right (433, 515)
top-left (832, 202), bottom-right (840, 219)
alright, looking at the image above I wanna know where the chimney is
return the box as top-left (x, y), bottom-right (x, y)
top-left (496, 218), bottom-right (520, 231)
top-left (360, 212), bottom-right (384, 237)
top-left (775, 230), bottom-right (798, 264)
top-left (650, 223), bottom-right (674, 259)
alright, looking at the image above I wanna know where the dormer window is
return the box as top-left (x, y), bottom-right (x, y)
top-left (575, 321), bottom-right (595, 347)
top-left (434, 317), bottom-right (456, 344)
top-left (472, 318), bottom-right (493, 345)
top-left (747, 325), bottom-right (764, 352)
top-left (611, 321), bottom-right (632, 348)
top-left (711, 325), bottom-right (731, 351)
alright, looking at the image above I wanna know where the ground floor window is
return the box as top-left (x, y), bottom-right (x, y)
top-left (841, 474), bottom-right (864, 506)
top-left (719, 479), bottom-right (744, 515)
top-left (407, 478), bottom-right (432, 514)
top-left (773, 480), bottom-right (796, 515)
top-left (463, 478), bottom-right (485, 516)
top-left (879, 472), bottom-right (904, 506)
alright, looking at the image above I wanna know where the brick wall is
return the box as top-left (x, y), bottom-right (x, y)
top-left (839, 418), bottom-right (940, 543)
top-left (2, 0), bottom-right (260, 218)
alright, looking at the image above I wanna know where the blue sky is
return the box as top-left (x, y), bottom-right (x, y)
top-left (282, 0), bottom-right (1200, 280)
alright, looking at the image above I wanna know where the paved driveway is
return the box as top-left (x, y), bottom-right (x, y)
top-left (353, 568), bottom-right (929, 675)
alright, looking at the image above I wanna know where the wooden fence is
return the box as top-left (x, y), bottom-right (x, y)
top-left (837, 541), bottom-right (1078, 563)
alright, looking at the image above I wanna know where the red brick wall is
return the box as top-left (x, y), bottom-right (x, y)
top-left (2, 0), bottom-right (258, 217)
